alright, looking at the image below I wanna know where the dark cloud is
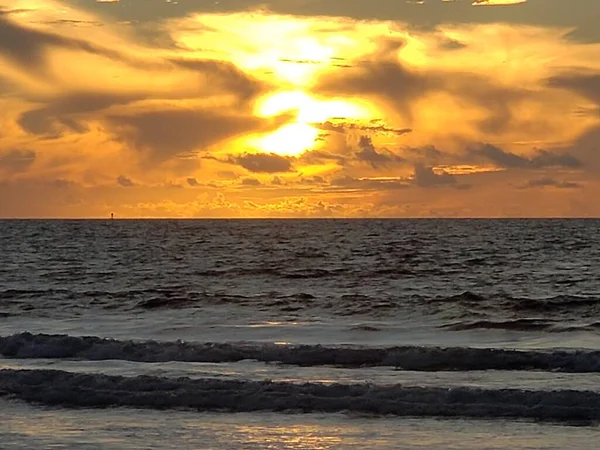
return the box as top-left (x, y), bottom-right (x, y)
top-left (401, 145), bottom-right (445, 165)
top-left (469, 144), bottom-right (582, 169)
top-left (299, 175), bottom-right (326, 185)
top-left (0, 9), bottom-right (33, 16)
top-left (0, 14), bottom-right (126, 75)
top-left (531, 149), bottom-right (583, 169)
top-left (301, 150), bottom-right (347, 166)
top-left (549, 73), bottom-right (600, 109)
top-left (437, 37), bottom-right (467, 51)
top-left (330, 175), bottom-right (410, 191)
top-left (169, 58), bottom-right (264, 101)
top-left (117, 175), bottom-right (135, 187)
top-left (241, 177), bottom-right (261, 186)
top-left (231, 153), bottom-right (294, 173)
top-left (413, 164), bottom-right (456, 188)
top-left (317, 46), bottom-right (533, 133)
top-left (522, 177), bottom-right (581, 189)
top-left (108, 109), bottom-right (263, 163)
top-left (71, 0), bottom-right (600, 44)
top-left (355, 135), bottom-right (404, 168)
top-left (53, 179), bottom-right (76, 189)
top-left (19, 92), bottom-right (143, 137)
top-left (0, 149), bottom-right (36, 173)
top-left (186, 177), bottom-right (200, 187)
top-left (317, 60), bottom-right (428, 119)
top-left (318, 120), bottom-right (412, 136)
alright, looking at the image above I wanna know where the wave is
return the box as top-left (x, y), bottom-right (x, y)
top-left (442, 319), bottom-right (555, 332)
top-left (1, 368), bottom-right (599, 422)
top-left (4, 286), bottom-right (600, 323)
top-left (2, 333), bottom-right (600, 372)
top-left (442, 318), bottom-right (600, 333)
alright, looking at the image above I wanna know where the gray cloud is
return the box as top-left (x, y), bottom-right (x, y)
top-left (330, 175), bottom-right (410, 191)
top-left (316, 45), bottom-right (535, 134)
top-left (469, 144), bottom-right (582, 169)
top-left (0, 149), bottom-right (36, 173)
top-left (318, 120), bottom-right (412, 136)
top-left (355, 135), bottom-right (404, 168)
top-left (413, 164), bottom-right (456, 188)
top-left (299, 175), bottom-right (326, 185)
top-left (301, 150), bottom-right (347, 166)
top-left (0, 14), bottom-right (127, 75)
top-left (116, 175), bottom-right (135, 187)
top-left (241, 177), bottom-right (261, 186)
top-left (19, 92), bottom-right (143, 137)
top-left (317, 60), bottom-right (428, 119)
top-left (232, 153), bottom-right (294, 173)
top-left (549, 73), bottom-right (600, 109)
top-left (108, 109), bottom-right (263, 163)
top-left (169, 58), bottom-right (264, 101)
top-left (522, 177), bottom-right (581, 189)
top-left (72, 0), bottom-right (600, 44)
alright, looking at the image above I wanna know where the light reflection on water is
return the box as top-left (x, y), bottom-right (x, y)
top-left (2, 400), bottom-right (599, 450)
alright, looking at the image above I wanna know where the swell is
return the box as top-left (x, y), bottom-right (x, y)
top-left (1, 368), bottom-right (599, 422)
top-left (442, 318), bottom-right (555, 332)
top-left (4, 289), bottom-right (600, 322)
top-left (2, 333), bottom-right (600, 372)
top-left (442, 318), bottom-right (600, 333)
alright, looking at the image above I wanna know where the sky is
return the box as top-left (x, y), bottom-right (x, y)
top-left (0, 0), bottom-right (599, 218)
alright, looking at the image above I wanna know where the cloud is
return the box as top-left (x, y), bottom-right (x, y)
top-left (318, 121), bottom-right (412, 136)
top-left (330, 175), bottom-right (410, 191)
top-left (108, 109), bottom-right (264, 163)
top-left (241, 177), bottom-right (261, 186)
top-left (413, 164), bottom-right (457, 187)
top-left (301, 150), bottom-right (347, 166)
top-left (0, 14), bottom-right (125, 75)
top-left (231, 153), bottom-right (294, 173)
top-left (317, 59), bottom-right (428, 119)
top-left (169, 58), bottom-right (264, 101)
top-left (18, 92), bottom-right (143, 137)
top-left (354, 136), bottom-right (404, 168)
top-left (549, 73), bottom-right (600, 108)
top-left (469, 144), bottom-right (582, 169)
top-left (0, 149), bottom-right (36, 174)
top-left (117, 175), bottom-right (135, 187)
top-left (187, 177), bottom-right (199, 187)
top-left (522, 177), bottom-right (581, 189)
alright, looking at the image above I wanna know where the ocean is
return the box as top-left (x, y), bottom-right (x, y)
top-left (1, 219), bottom-right (600, 449)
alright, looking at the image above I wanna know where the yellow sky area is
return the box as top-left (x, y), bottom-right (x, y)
top-left (1, 3), bottom-right (600, 217)
top-left (247, 90), bottom-right (374, 156)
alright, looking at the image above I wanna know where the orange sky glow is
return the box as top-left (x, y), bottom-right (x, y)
top-left (0, 0), bottom-right (599, 217)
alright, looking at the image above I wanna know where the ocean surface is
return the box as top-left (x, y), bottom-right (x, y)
top-left (1, 219), bottom-right (600, 449)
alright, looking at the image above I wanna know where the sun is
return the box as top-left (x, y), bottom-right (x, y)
top-left (257, 122), bottom-right (320, 156)
top-left (250, 90), bottom-right (373, 156)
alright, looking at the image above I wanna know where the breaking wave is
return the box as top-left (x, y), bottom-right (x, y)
top-left (1, 368), bottom-right (599, 422)
top-left (2, 333), bottom-right (600, 372)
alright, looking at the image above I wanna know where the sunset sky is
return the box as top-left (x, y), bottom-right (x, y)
top-left (1, 0), bottom-right (599, 217)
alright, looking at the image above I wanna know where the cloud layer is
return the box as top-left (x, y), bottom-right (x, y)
top-left (0, 1), bottom-right (598, 217)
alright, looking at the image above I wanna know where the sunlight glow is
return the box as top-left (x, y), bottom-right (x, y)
top-left (254, 123), bottom-right (320, 156)
top-left (256, 90), bottom-right (371, 122)
top-left (251, 90), bottom-right (373, 155)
